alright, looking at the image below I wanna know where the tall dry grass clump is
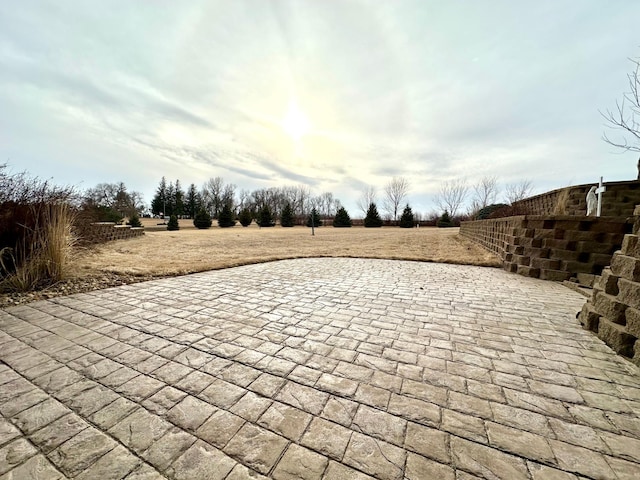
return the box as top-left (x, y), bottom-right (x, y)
top-left (0, 164), bottom-right (77, 292)
top-left (552, 188), bottom-right (570, 215)
top-left (0, 203), bottom-right (77, 292)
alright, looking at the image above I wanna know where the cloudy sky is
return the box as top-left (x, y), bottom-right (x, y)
top-left (1, 0), bottom-right (639, 214)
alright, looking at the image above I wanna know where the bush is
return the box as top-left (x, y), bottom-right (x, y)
top-left (127, 213), bottom-right (142, 227)
top-left (258, 205), bottom-right (275, 227)
top-left (332, 207), bottom-right (352, 227)
top-left (167, 215), bottom-right (179, 231)
top-left (280, 203), bottom-right (294, 227)
top-left (193, 208), bottom-right (212, 229)
top-left (476, 203), bottom-right (509, 220)
top-left (437, 211), bottom-right (453, 228)
top-left (399, 205), bottom-right (414, 228)
top-left (1, 203), bottom-right (77, 292)
top-left (0, 165), bottom-right (77, 292)
top-left (306, 208), bottom-right (323, 227)
top-left (217, 204), bottom-right (236, 228)
top-left (364, 203), bottom-right (383, 228)
top-left (238, 208), bottom-right (253, 227)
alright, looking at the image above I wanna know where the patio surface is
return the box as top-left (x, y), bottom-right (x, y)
top-left (1, 258), bottom-right (639, 479)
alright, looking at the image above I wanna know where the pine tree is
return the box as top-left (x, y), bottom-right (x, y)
top-left (257, 205), bottom-right (274, 227)
top-left (151, 177), bottom-right (167, 216)
top-left (332, 207), bottom-right (352, 227)
top-left (238, 208), bottom-right (253, 227)
top-left (127, 212), bottom-right (142, 228)
top-left (174, 179), bottom-right (185, 217)
top-left (437, 210), bottom-right (453, 228)
top-left (186, 183), bottom-right (200, 218)
top-left (306, 208), bottom-right (322, 227)
top-left (165, 182), bottom-right (175, 217)
top-left (193, 208), bottom-right (212, 229)
top-left (281, 203), bottom-right (294, 227)
top-left (218, 203), bottom-right (237, 227)
top-left (399, 204), bottom-right (414, 228)
top-left (364, 203), bottom-right (383, 228)
top-left (167, 215), bottom-right (179, 231)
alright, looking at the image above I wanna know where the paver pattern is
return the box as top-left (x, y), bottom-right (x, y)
top-left (1, 257), bottom-right (639, 479)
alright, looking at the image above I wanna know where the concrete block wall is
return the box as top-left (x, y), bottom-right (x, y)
top-left (578, 209), bottom-right (640, 366)
top-left (514, 180), bottom-right (640, 216)
top-left (460, 215), bottom-right (632, 282)
top-left (83, 222), bottom-right (144, 244)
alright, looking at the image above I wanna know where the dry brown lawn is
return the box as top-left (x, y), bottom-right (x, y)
top-left (74, 221), bottom-right (500, 277)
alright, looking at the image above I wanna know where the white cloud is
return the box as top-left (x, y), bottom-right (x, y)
top-left (1, 0), bottom-right (639, 215)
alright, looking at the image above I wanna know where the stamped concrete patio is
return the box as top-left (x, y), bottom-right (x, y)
top-left (1, 258), bottom-right (639, 479)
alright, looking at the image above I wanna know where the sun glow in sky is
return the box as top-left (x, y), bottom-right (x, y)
top-left (282, 100), bottom-right (311, 143)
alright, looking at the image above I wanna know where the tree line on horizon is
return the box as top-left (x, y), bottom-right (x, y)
top-left (78, 173), bottom-right (538, 229)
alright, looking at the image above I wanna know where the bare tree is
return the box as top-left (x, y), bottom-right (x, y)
top-left (601, 57), bottom-right (640, 153)
top-left (435, 179), bottom-right (468, 217)
top-left (356, 185), bottom-right (377, 217)
top-left (471, 176), bottom-right (499, 214)
top-left (505, 180), bottom-right (533, 204)
top-left (383, 176), bottom-right (410, 221)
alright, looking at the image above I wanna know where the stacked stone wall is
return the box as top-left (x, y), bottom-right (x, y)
top-left (461, 216), bottom-right (632, 282)
top-left (578, 208), bottom-right (640, 365)
top-left (514, 180), bottom-right (640, 216)
top-left (82, 223), bottom-right (144, 244)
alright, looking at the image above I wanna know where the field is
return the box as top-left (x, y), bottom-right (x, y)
top-left (73, 220), bottom-right (500, 277)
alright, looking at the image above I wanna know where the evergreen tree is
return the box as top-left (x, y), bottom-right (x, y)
top-left (186, 183), bottom-right (200, 218)
top-left (167, 214), bottom-right (179, 231)
top-left (306, 208), bottom-right (323, 227)
top-left (174, 179), bottom-right (185, 217)
top-left (257, 205), bottom-right (274, 227)
top-left (364, 203), bottom-right (383, 228)
top-left (399, 204), bottom-right (414, 228)
top-left (193, 208), bottom-right (212, 229)
top-left (127, 212), bottom-right (142, 228)
top-left (332, 207), bottom-right (352, 227)
top-left (151, 177), bottom-right (167, 216)
top-left (437, 210), bottom-right (453, 228)
top-left (165, 182), bottom-right (176, 217)
top-left (218, 203), bottom-right (237, 227)
top-left (280, 203), bottom-right (294, 227)
top-left (238, 208), bottom-right (253, 227)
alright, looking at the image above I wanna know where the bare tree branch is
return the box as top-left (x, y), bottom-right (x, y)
top-left (383, 176), bottom-right (410, 221)
top-left (470, 176), bottom-right (499, 214)
top-left (505, 179), bottom-right (533, 204)
top-left (356, 185), bottom-right (377, 217)
top-left (601, 57), bottom-right (640, 153)
top-left (435, 179), bottom-right (468, 217)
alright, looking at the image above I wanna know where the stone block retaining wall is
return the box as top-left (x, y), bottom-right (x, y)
top-left (82, 222), bottom-right (144, 244)
top-left (578, 208), bottom-right (640, 365)
top-left (460, 215), bottom-right (632, 282)
top-left (513, 180), bottom-right (640, 216)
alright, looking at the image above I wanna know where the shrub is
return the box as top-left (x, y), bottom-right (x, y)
top-left (167, 215), bottom-right (179, 231)
top-left (217, 204), bottom-right (236, 228)
top-left (0, 165), bottom-right (77, 292)
top-left (437, 211), bottom-right (453, 228)
top-left (332, 207), bottom-right (352, 227)
top-left (258, 205), bottom-right (275, 227)
top-left (127, 213), bottom-right (142, 227)
top-left (364, 203), bottom-right (383, 228)
top-left (306, 208), bottom-right (323, 227)
top-left (280, 203), bottom-right (294, 227)
top-left (1, 203), bottom-right (76, 292)
top-left (238, 208), bottom-right (253, 227)
top-left (476, 203), bottom-right (509, 220)
top-left (193, 208), bottom-right (212, 229)
top-left (399, 205), bottom-right (414, 228)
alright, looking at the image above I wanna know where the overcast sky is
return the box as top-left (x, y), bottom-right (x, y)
top-left (1, 1), bottom-right (639, 214)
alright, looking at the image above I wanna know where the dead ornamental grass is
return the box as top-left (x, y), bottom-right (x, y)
top-left (75, 225), bottom-right (501, 277)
